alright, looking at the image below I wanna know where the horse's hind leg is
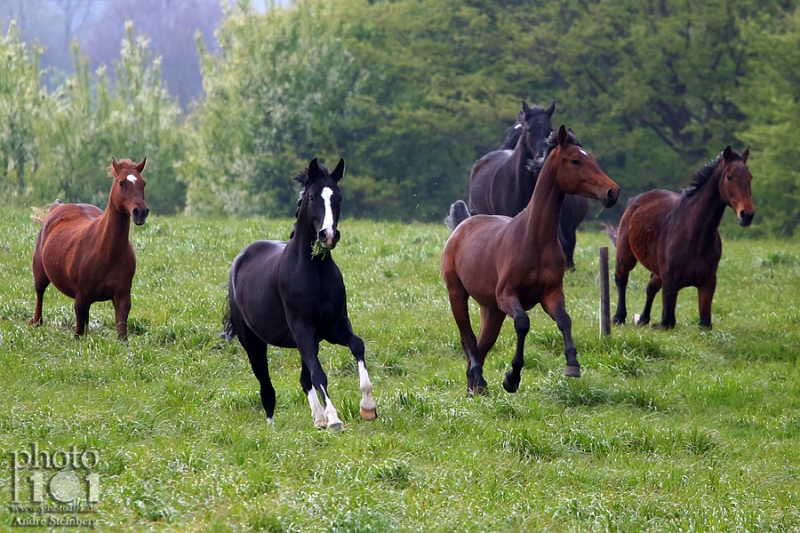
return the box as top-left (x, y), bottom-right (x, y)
top-left (444, 278), bottom-right (482, 394)
top-left (30, 248), bottom-right (49, 326)
top-left (637, 274), bottom-right (662, 326)
top-left (474, 306), bottom-right (504, 394)
top-left (299, 362), bottom-right (328, 428)
top-left (541, 290), bottom-right (580, 378)
top-left (612, 221), bottom-right (637, 325)
top-left (328, 321), bottom-right (376, 421)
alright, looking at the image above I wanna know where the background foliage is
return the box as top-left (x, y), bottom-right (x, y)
top-left (2, 0), bottom-right (800, 233)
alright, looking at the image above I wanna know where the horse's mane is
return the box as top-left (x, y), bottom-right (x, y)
top-left (525, 128), bottom-right (583, 175)
top-left (683, 149), bottom-right (745, 198)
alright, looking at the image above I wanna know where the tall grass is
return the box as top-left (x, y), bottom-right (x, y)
top-left (1, 208), bottom-right (799, 532)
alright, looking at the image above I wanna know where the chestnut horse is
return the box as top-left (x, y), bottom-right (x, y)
top-left (443, 126), bottom-right (619, 394)
top-left (222, 158), bottom-right (376, 430)
top-left (610, 146), bottom-right (753, 330)
top-left (30, 158), bottom-right (149, 340)
top-left (469, 101), bottom-right (589, 268)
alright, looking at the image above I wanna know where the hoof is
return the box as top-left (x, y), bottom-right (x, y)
top-left (360, 407), bottom-right (377, 421)
top-left (314, 418), bottom-right (327, 429)
top-left (502, 374), bottom-right (519, 393)
top-left (632, 314), bottom-right (640, 326)
top-left (563, 365), bottom-right (581, 378)
top-left (471, 384), bottom-right (488, 396)
top-left (327, 421), bottom-right (344, 432)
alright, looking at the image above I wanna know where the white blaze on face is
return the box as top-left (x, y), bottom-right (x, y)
top-left (321, 187), bottom-right (335, 240)
top-left (127, 174), bottom-right (138, 184)
top-left (579, 149), bottom-right (588, 156)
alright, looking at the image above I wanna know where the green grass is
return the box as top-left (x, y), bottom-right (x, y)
top-left (1, 207), bottom-right (800, 532)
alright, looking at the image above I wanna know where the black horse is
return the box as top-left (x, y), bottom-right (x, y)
top-left (223, 158), bottom-right (377, 430)
top-left (468, 101), bottom-right (589, 268)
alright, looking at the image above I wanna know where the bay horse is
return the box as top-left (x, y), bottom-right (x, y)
top-left (222, 158), bottom-right (376, 430)
top-left (468, 101), bottom-right (589, 268)
top-left (609, 146), bottom-right (753, 330)
top-left (443, 126), bottom-right (619, 394)
top-left (30, 158), bottom-right (149, 340)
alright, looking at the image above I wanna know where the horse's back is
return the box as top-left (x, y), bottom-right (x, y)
top-left (231, 240), bottom-right (295, 348)
top-left (623, 189), bottom-right (680, 273)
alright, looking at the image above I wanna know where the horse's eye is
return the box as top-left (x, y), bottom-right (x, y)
top-left (119, 181), bottom-right (125, 187)
top-left (726, 174), bottom-right (732, 181)
top-left (571, 159), bottom-right (580, 165)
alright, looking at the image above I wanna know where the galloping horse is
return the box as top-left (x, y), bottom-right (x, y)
top-left (443, 126), bottom-right (619, 394)
top-left (30, 158), bottom-right (149, 340)
top-left (468, 101), bottom-right (589, 268)
top-left (609, 146), bottom-right (754, 330)
top-left (223, 158), bottom-right (376, 430)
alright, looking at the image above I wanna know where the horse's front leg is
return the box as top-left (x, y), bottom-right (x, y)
top-left (113, 292), bottom-right (132, 340)
top-left (637, 273), bottom-right (662, 326)
top-left (328, 320), bottom-right (376, 421)
top-left (657, 279), bottom-right (679, 329)
top-left (497, 292), bottom-right (530, 392)
top-left (293, 321), bottom-right (343, 431)
top-left (697, 276), bottom-right (717, 330)
top-left (73, 296), bottom-right (91, 337)
top-left (541, 291), bottom-right (580, 377)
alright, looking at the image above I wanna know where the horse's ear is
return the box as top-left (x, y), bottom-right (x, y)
top-left (557, 125), bottom-right (568, 146)
top-left (111, 158), bottom-right (120, 176)
top-left (135, 157), bottom-right (146, 174)
top-left (722, 145), bottom-right (733, 162)
top-left (331, 158), bottom-right (345, 182)
top-left (308, 158), bottom-right (322, 181)
top-left (522, 101), bottom-right (530, 113)
top-left (545, 101), bottom-right (556, 118)
top-left (742, 146), bottom-right (750, 164)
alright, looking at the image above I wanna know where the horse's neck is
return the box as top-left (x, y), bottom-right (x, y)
top-left (509, 140), bottom-right (537, 206)
top-left (680, 178), bottom-right (727, 243)
top-left (288, 219), bottom-right (329, 265)
top-left (96, 199), bottom-right (131, 254)
top-left (519, 158), bottom-right (564, 247)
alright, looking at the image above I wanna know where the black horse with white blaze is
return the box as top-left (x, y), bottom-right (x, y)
top-left (223, 158), bottom-right (376, 430)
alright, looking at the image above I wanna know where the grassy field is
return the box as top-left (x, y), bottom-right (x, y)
top-left (1, 206), bottom-right (799, 532)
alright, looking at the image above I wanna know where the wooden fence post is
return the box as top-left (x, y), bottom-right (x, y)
top-left (599, 246), bottom-right (610, 336)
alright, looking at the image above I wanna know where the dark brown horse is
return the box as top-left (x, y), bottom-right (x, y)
top-left (468, 101), bottom-right (589, 268)
top-left (610, 146), bottom-right (753, 330)
top-left (30, 158), bottom-right (149, 340)
top-left (443, 126), bottom-right (619, 394)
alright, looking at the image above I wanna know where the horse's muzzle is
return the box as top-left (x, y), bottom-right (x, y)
top-left (132, 207), bottom-right (149, 226)
top-left (318, 229), bottom-right (341, 249)
top-left (738, 210), bottom-right (754, 227)
top-left (601, 187), bottom-right (620, 208)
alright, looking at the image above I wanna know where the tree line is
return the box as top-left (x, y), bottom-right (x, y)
top-left (2, 0), bottom-right (799, 236)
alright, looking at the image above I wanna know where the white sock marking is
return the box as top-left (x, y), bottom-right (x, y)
top-left (320, 385), bottom-right (342, 428)
top-left (307, 389), bottom-right (326, 426)
top-left (358, 361), bottom-right (376, 411)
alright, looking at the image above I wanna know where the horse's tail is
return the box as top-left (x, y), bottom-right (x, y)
top-left (30, 199), bottom-right (62, 225)
top-left (219, 281), bottom-right (236, 341)
top-left (602, 223), bottom-right (618, 247)
top-left (445, 200), bottom-right (471, 232)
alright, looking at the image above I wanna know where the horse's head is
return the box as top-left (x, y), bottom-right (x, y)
top-left (295, 158), bottom-right (345, 250)
top-left (550, 125), bottom-right (619, 207)
top-left (520, 100), bottom-right (555, 159)
top-left (109, 157), bottom-right (149, 225)
top-left (718, 145), bottom-right (754, 227)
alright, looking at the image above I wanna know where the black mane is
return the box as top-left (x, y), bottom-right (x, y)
top-left (525, 128), bottom-right (583, 174)
top-left (683, 149), bottom-right (745, 198)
